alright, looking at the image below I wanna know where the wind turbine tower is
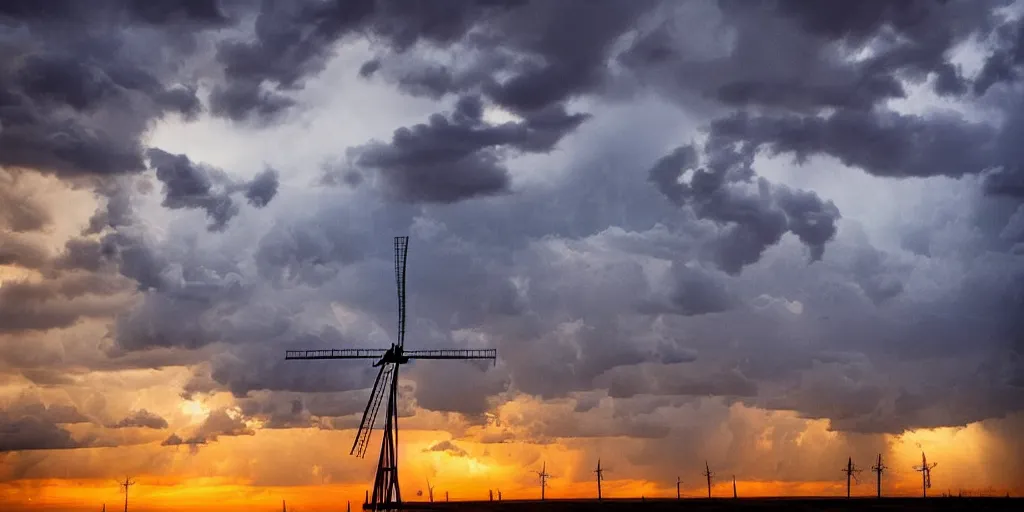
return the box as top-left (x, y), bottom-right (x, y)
top-left (912, 452), bottom-right (938, 498)
top-left (594, 459), bottom-right (607, 501)
top-left (842, 457), bottom-right (862, 498)
top-left (732, 475), bottom-right (737, 499)
top-left (702, 462), bottom-right (715, 498)
top-left (425, 478), bottom-right (434, 502)
top-left (285, 236), bottom-right (497, 510)
top-left (871, 453), bottom-right (887, 498)
top-left (676, 476), bottom-right (682, 500)
top-left (535, 462), bottom-right (552, 501)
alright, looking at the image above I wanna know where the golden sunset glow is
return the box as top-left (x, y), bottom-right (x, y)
top-left (3, 394), bottom-right (1021, 511)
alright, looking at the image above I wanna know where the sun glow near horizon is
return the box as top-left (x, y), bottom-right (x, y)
top-left (3, 406), bottom-right (1020, 511)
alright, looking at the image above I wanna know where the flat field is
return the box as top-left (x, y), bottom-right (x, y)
top-left (386, 497), bottom-right (1020, 511)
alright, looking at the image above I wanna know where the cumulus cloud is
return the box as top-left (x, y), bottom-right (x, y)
top-left (2, 0), bottom-right (1024, 496)
top-left (110, 409), bottom-right (169, 430)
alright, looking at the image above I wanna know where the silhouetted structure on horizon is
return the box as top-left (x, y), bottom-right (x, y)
top-left (425, 479), bottom-right (434, 503)
top-left (842, 457), bottom-right (862, 498)
top-left (703, 462), bottom-right (715, 498)
top-left (118, 476), bottom-right (135, 512)
top-left (535, 461), bottom-right (553, 501)
top-left (913, 452), bottom-right (938, 498)
top-left (285, 236), bottom-right (497, 511)
top-left (733, 475), bottom-right (738, 499)
top-left (871, 453), bottom-right (887, 498)
top-left (594, 459), bottom-right (607, 501)
top-left (676, 476), bottom-right (682, 500)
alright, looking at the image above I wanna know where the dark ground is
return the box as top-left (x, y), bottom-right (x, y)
top-left (382, 497), bottom-right (1021, 511)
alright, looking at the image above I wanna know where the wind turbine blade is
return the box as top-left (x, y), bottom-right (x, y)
top-left (394, 236), bottom-right (408, 348)
top-left (350, 363), bottom-right (394, 457)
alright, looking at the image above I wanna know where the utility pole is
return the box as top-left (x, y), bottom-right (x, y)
top-left (842, 457), bottom-right (861, 498)
top-left (119, 477), bottom-right (135, 512)
top-left (594, 459), bottom-right (606, 501)
top-left (702, 462), bottom-right (715, 498)
top-left (732, 475), bottom-right (737, 499)
top-left (871, 453), bottom-right (887, 498)
top-left (676, 476), bottom-right (682, 500)
top-left (535, 462), bottom-right (552, 500)
top-left (912, 452), bottom-right (938, 498)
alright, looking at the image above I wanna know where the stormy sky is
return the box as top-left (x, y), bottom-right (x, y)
top-left (2, 0), bottom-right (1024, 507)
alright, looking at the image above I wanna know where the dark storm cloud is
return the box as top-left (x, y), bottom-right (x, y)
top-left (637, 262), bottom-right (738, 316)
top-left (208, 0), bottom-right (540, 121)
top-left (0, 18), bottom-right (206, 178)
top-left (209, 0), bottom-right (375, 122)
top-left (625, 0), bottom-right (1003, 114)
top-left (147, 148), bottom-right (281, 231)
top-left (0, 398), bottom-right (91, 452)
top-left (110, 409), bottom-right (169, 429)
top-left (147, 148), bottom-right (239, 231)
top-left (0, 272), bottom-right (132, 334)
top-left (0, 416), bottom-right (83, 452)
top-left (332, 95), bottom-right (589, 203)
top-left (244, 167), bottom-right (280, 207)
top-left (0, 233), bottom-right (48, 269)
top-left (705, 110), bottom-right (998, 180)
top-left (647, 141), bottom-right (841, 274)
top-left (0, 172), bottom-right (51, 232)
top-left (8, 0), bottom-right (1020, 456)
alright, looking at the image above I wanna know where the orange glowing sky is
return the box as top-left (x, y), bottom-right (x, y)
top-left (2, 383), bottom-right (1021, 512)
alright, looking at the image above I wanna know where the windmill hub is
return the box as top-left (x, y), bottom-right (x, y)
top-left (374, 345), bottom-right (410, 366)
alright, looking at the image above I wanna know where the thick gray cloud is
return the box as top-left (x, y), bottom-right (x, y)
top-left (3, 0), bottom-right (1024, 484)
top-left (110, 409), bottom-right (169, 430)
top-left (147, 148), bottom-right (280, 231)
top-left (328, 95), bottom-right (588, 203)
top-left (0, 397), bottom-right (91, 452)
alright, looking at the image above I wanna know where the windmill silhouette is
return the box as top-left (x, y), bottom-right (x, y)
top-left (702, 462), bottom-right (715, 498)
top-left (870, 453), bottom-right (887, 498)
top-left (912, 452), bottom-right (938, 498)
top-left (534, 461), bottom-right (553, 500)
top-left (285, 236), bottom-right (497, 510)
top-left (676, 476), bottom-right (682, 500)
top-left (841, 457), bottom-right (862, 498)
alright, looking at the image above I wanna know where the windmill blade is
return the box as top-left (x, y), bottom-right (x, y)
top-left (350, 363), bottom-right (395, 457)
top-left (394, 236), bottom-right (408, 348)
